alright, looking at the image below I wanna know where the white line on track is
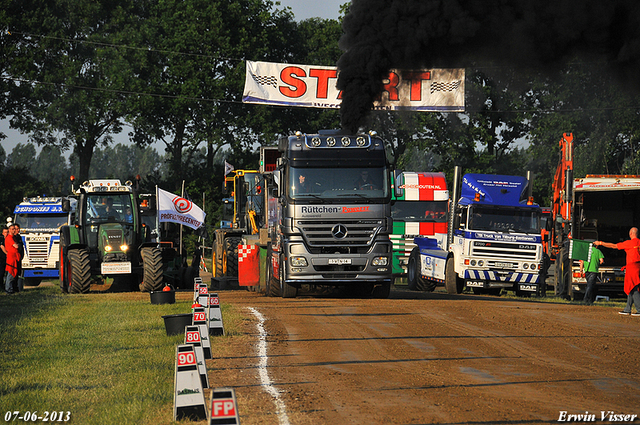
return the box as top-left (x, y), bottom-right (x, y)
top-left (248, 307), bottom-right (291, 425)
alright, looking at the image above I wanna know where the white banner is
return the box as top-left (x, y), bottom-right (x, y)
top-left (242, 60), bottom-right (464, 111)
top-left (157, 187), bottom-right (206, 230)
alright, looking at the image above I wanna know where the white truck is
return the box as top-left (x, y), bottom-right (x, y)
top-left (409, 167), bottom-right (544, 296)
top-left (13, 196), bottom-right (76, 286)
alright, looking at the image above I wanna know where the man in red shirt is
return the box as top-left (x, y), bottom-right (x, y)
top-left (595, 227), bottom-right (640, 316)
top-left (4, 224), bottom-right (21, 294)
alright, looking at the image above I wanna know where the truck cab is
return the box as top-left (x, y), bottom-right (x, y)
top-left (266, 130), bottom-right (393, 298)
top-left (447, 173), bottom-right (543, 295)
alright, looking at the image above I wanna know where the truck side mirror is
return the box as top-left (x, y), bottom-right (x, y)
top-left (393, 170), bottom-right (403, 198)
top-left (61, 198), bottom-right (71, 213)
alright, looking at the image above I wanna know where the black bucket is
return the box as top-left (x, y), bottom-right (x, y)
top-left (150, 290), bottom-right (175, 305)
top-left (162, 313), bottom-right (192, 336)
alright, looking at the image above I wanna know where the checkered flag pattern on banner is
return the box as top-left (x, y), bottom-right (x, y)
top-left (251, 73), bottom-right (278, 88)
top-left (430, 80), bottom-right (461, 94)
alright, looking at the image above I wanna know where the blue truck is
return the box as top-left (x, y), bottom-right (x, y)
top-left (13, 196), bottom-right (76, 286)
top-left (408, 168), bottom-right (544, 296)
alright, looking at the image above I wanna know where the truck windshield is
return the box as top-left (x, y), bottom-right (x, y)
top-left (85, 194), bottom-right (133, 224)
top-left (15, 213), bottom-right (69, 231)
top-left (289, 166), bottom-right (389, 200)
top-left (392, 200), bottom-right (447, 222)
top-left (468, 206), bottom-right (541, 233)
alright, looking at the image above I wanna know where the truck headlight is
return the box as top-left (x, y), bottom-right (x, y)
top-left (120, 244), bottom-right (129, 252)
top-left (372, 257), bottom-right (388, 266)
top-left (478, 260), bottom-right (484, 266)
top-left (470, 260), bottom-right (476, 266)
top-left (290, 256), bottom-right (307, 267)
top-left (105, 245), bottom-right (112, 252)
top-left (523, 263), bottom-right (529, 269)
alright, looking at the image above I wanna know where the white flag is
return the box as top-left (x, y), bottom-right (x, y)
top-left (224, 161), bottom-right (234, 176)
top-left (157, 187), bottom-right (206, 230)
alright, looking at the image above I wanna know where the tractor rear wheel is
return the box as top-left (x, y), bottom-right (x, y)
top-left (68, 248), bottom-right (91, 294)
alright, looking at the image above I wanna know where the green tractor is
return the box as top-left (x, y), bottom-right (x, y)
top-left (59, 179), bottom-right (164, 294)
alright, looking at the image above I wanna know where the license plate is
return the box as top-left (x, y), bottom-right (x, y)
top-left (495, 262), bottom-right (511, 268)
top-left (466, 280), bottom-right (484, 287)
top-left (328, 258), bottom-right (351, 265)
top-left (101, 262), bottom-right (131, 274)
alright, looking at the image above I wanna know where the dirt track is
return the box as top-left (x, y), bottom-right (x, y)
top-left (205, 287), bottom-right (640, 425)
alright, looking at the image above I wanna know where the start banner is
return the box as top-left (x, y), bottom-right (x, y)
top-left (242, 60), bottom-right (464, 112)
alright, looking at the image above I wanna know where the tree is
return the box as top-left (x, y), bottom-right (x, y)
top-left (524, 62), bottom-right (640, 204)
top-left (4, 0), bottom-right (148, 182)
top-left (126, 0), bottom-right (301, 191)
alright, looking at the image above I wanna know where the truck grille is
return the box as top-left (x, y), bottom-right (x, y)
top-left (471, 241), bottom-right (538, 261)
top-left (297, 220), bottom-right (383, 247)
top-left (26, 240), bottom-right (50, 266)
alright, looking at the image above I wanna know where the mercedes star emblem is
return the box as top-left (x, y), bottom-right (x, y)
top-left (332, 224), bottom-right (347, 239)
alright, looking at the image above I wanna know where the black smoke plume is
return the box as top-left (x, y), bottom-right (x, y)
top-left (337, 0), bottom-right (640, 133)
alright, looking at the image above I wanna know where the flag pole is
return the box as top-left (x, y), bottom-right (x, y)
top-left (155, 185), bottom-right (160, 244)
top-left (180, 180), bottom-right (185, 256)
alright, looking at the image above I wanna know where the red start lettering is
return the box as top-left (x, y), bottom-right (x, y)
top-left (403, 71), bottom-right (431, 101)
top-left (383, 72), bottom-right (400, 101)
top-left (279, 66), bottom-right (307, 98)
top-left (309, 68), bottom-right (338, 99)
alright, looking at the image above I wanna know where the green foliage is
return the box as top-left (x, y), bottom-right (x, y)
top-left (0, 287), bottom-right (244, 425)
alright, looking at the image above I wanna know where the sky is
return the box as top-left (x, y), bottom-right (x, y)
top-left (275, 0), bottom-right (345, 21)
top-left (1, 0), bottom-right (347, 157)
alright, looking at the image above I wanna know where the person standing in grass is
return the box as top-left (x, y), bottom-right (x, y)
top-left (579, 243), bottom-right (604, 304)
top-left (4, 224), bottom-right (21, 294)
top-left (595, 227), bottom-right (640, 316)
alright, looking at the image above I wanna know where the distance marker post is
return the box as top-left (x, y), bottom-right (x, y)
top-left (185, 325), bottom-right (210, 389)
top-left (208, 292), bottom-right (225, 336)
top-left (174, 344), bottom-right (207, 421)
top-left (209, 388), bottom-right (240, 425)
top-left (193, 306), bottom-right (212, 359)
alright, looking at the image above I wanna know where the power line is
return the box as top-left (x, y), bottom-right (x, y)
top-left (2, 76), bottom-right (245, 105)
top-left (7, 30), bottom-right (246, 64)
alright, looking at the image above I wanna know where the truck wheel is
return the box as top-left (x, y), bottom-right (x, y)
top-left (445, 258), bottom-right (463, 294)
top-left (407, 248), bottom-right (420, 290)
top-left (408, 248), bottom-right (437, 292)
top-left (224, 237), bottom-right (242, 278)
top-left (140, 247), bottom-right (163, 292)
top-left (279, 255), bottom-right (297, 298)
top-left (266, 245), bottom-right (280, 297)
top-left (555, 247), bottom-right (570, 298)
top-left (68, 249), bottom-right (91, 294)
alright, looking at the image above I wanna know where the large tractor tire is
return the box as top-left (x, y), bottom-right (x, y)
top-left (445, 258), bottom-right (464, 294)
top-left (59, 230), bottom-right (70, 293)
top-left (214, 249), bottom-right (224, 278)
top-left (224, 237), bottom-right (242, 278)
top-left (140, 247), bottom-right (164, 292)
top-left (265, 245), bottom-right (281, 297)
top-left (279, 255), bottom-right (297, 298)
top-left (68, 248), bottom-right (91, 294)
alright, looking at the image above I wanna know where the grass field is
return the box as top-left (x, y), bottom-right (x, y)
top-left (0, 286), bottom-right (243, 425)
